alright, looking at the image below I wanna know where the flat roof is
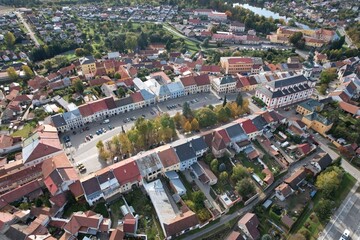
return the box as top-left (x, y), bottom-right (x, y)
top-left (144, 179), bottom-right (177, 234)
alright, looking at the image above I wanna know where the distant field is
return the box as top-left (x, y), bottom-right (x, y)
top-left (0, 5), bottom-right (14, 14)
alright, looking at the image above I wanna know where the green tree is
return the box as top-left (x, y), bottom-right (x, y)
top-left (195, 108), bottom-right (217, 128)
top-left (119, 132), bottom-right (133, 154)
top-left (4, 31), bottom-right (16, 49)
top-left (6, 67), bottom-right (18, 81)
top-left (217, 107), bottom-right (229, 123)
top-left (190, 118), bottom-right (199, 131)
top-left (289, 32), bottom-right (305, 49)
top-left (192, 191), bottom-right (205, 211)
top-left (222, 95), bottom-right (227, 107)
top-left (236, 178), bottom-right (256, 197)
top-left (231, 165), bottom-right (249, 182)
top-left (73, 79), bottom-right (84, 94)
top-left (96, 140), bottom-right (104, 150)
top-left (83, 43), bottom-right (93, 53)
top-left (118, 87), bottom-right (126, 97)
top-left (35, 198), bottom-right (43, 207)
top-left (261, 234), bottom-right (272, 240)
top-left (75, 48), bottom-right (86, 57)
top-left (316, 166), bottom-right (343, 197)
top-left (319, 68), bottom-right (337, 84)
top-left (182, 101), bottom-right (193, 119)
top-left (125, 34), bottom-right (138, 52)
top-left (22, 65), bottom-right (34, 79)
top-left (315, 199), bottom-right (334, 221)
top-left (114, 72), bottom-right (121, 79)
top-left (219, 171), bottom-right (228, 184)
top-left (236, 92), bottom-right (243, 107)
top-left (210, 159), bottom-right (219, 173)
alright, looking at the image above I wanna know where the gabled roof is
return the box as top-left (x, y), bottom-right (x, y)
top-left (314, 153), bottom-right (332, 170)
top-left (225, 123), bottom-right (245, 140)
top-left (276, 183), bottom-right (292, 197)
top-left (267, 74), bottom-right (307, 90)
top-left (338, 101), bottom-right (360, 115)
top-left (42, 152), bottom-right (72, 179)
top-left (163, 210), bottom-right (199, 237)
top-left (297, 143), bottom-right (311, 155)
top-left (130, 92), bottom-right (144, 103)
top-left (194, 74), bottom-right (210, 86)
top-left (69, 180), bottom-right (84, 199)
top-left (190, 137), bottom-right (208, 152)
top-left (63, 210), bottom-right (106, 235)
top-left (157, 147), bottom-right (180, 168)
top-left (180, 75), bottom-right (196, 87)
top-left (238, 213), bottom-right (260, 240)
top-left (112, 158), bottom-right (141, 185)
top-left (237, 119), bottom-right (258, 134)
top-left (174, 142), bottom-right (197, 162)
top-left (216, 129), bottom-right (231, 144)
top-left (251, 115), bottom-right (268, 130)
top-left (81, 176), bottom-right (101, 196)
top-left (284, 168), bottom-right (306, 189)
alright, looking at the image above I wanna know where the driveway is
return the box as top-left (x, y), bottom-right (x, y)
top-left (183, 169), bottom-right (222, 213)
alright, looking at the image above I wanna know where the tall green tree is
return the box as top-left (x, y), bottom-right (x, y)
top-left (222, 95), bottom-right (227, 107)
top-left (4, 31), bottom-right (15, 49)
top-left (22, 65), bottom-right (34, 79)
top-left (316, 167), bottom-right (343, 197)
top-left (235, 93), bottom-right (243, 107)
top-left (7, 67), bottom-right (18, 81)
top-left (236, 178), bottom-right (256, 197)
top-left (118, 87), bottom-right (126, 97)
top-left (182, 101), bottom-right (193, 119)
top-left (195, 108), bottom-right (217, 128)
top-left (210, 159), bottom-right (219, 173)
top-left (73, 79), bottom-right (84, 94)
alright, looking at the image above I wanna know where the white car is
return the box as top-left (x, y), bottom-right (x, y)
top-left (340, 229), bottom-right (350, 240)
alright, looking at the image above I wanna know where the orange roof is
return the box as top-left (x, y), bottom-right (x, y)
top-left (339, 101), bottom-right (360, 115)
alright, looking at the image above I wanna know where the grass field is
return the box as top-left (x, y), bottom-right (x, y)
top-left (11, 122), bottom-right (37, 138)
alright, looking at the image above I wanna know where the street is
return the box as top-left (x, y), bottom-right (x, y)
top-left (15, 11), bottom-right (40, 47)
top-left (320, 182), bottom-right (360, 240)
top-left (66, 92), bottom-right (259, 176)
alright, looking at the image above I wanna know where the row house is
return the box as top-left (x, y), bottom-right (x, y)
top-left (211, 75), bottom-right (237, 93)
top-left (179, 74), bottom-right (211, 94)
top-left (255, 74), bottom-right (315, 109)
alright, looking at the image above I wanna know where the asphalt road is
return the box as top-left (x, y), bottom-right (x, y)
top-left (65, 92), bottom-right (238, 176)
top-left (15, 11), bottom-right (40, 47)
top-left (320, 182), bottom-right (360, 240)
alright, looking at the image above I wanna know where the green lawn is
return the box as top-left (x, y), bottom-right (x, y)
top-left (12, 122), bottom-right (37, 138)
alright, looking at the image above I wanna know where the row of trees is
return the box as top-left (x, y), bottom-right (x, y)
top-left (6, 65), bottom-right (35, 81)
top-left (96, 113), bottom-right (177, 160)
top-left (173, 93), bottom-right (250, 133)
top-left (29, 40), bottom-right (79, 62)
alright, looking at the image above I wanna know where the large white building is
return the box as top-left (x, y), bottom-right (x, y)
top-left (255, 75), bottom-right (315, 109)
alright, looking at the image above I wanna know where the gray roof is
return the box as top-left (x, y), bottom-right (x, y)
top-left (258, 83), bottom-right (311, 98)
top-left (315, 153), bottom-right (332, 170)
top-left (252, 115), bottom-right (267, 130)
top-left (190, 137), bottom-right (208, 152)
top-left (135, 152), bottom-right (163, 177)
top-left (220, 75), bottom-right (237, 84)
top-left (63, 108), bottom-right (81, 121)
top-left (80, 55), bottom-right (95, 65)
top-left (81, 177), bottom-right (101, 196)
top-left (140, 89), bottom-right (155, 101)
top-left (51, 114), bottom-right (66, 127)
top-left (304, 112), bottom-right (332, 126)
top-left (191, 162), bottom-right (204, 177)
top-left (267, 74), bottom-right (307, 89)
top-left (115, 96), bottom-right (133, 107)
top-left (225, 123), bottom-right (245, 139)
top-left (174, 142), bottom-right (196, 162)
top-left (298, 99), bottom-right (323, 112)
top-left (167, 81), bottom-right (184, 94)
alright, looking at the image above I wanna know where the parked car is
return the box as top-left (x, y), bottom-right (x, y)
top-left (103, 119), bottom-right (110, 124)
top-left (63, 136), bottom-right (70, 142)
top-left (113, 156), bottom-right (119, 163)
top-left (340, 229), bottom-right (350, 240)
top-left (89, 134), bottom-right (93, 138)
top-left (108, 125), bottom-right (114, 130)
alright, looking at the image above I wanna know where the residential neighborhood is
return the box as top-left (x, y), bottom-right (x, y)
top-left (0, 0), bottom-right (359, 240)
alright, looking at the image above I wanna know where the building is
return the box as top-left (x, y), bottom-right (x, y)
top-left (230, 21), bottom-right (245, 32)
top-left (0, 134), bottom-right (21, 155)
top-left (211, 75), bottom-right (237, 93)
top-left (238, 213), bottom-right (260, 240)
top-left (22, 125), bottom-right (62, 167)
top-left (157, 146), bottom-right (180, 172)
top-left (79, 56), bottom-right (96, 75)
top-left (284, 168), bottom-right (307, 190)
top-left (165, 171), bottom-right (187, 196)
top-left (42, 153), bottom-right (78, 196)
top-left (311, 153), bottom-right (333, 174)
top-left (296, 99), bottom-right (324, 115)
top-left (302, 112), bottom-right (333, 136)
top-left (220, 57), bottom-right (261, 74)
top-left (135, 151), bottom-right (163, 181)
top-left (275, 183), bottom-right (294, 201)
top-left (255, 75), bottom-right (315, 109)
top-left (143, 179), bottom-right (199, 239)
top-left (173, 142), bottom-right (198, 171)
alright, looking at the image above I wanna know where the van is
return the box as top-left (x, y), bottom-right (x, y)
top-left (103, 119), bottom-right (110, 124)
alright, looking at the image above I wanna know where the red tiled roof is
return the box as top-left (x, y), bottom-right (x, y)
top-left (50, 191), bottom-right (68, 208)
top-left (63, 210), bottom-right (104, 235)
top-left (112, 158), bottom-right (141, 185)
top-left (298, 143), bottom-right (311, 155)
top-left (0, 134), bottom-right (14, 148)
top-left (109, 229), bottom-right (125, 240)
top-left (194, 74), bottom-right (210, 86)
top-left (228, 58), bottom-right (253, 64)
top-left (42, 152), bottom-right (72, 178)
top-left (130, 92), bottom-right (144, 103)
top-left (200, 65), bottom-right (221, 73)
top-left (238, 213), bottom-right (260, 240)
top-left (339, 101), bottom-right (360, 115)
top-left (157, 147), bottom-right (180, 168)
top-left (69, 180), bottom-right (84, 199)
top-left (88, 77), bottom-right (112, 87)
top-left (0, 180), bottom-right (42, 209)
top-left (163, 210), bottom-right (199, 237)
top-left (180, 76), bottom-right (196, 87)
top-left (216, 129), bottom-right (231, 144)
top-left (123, 214), bottom-right (136, 233)
top-left (238, 119), bottom-right (258, 134)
